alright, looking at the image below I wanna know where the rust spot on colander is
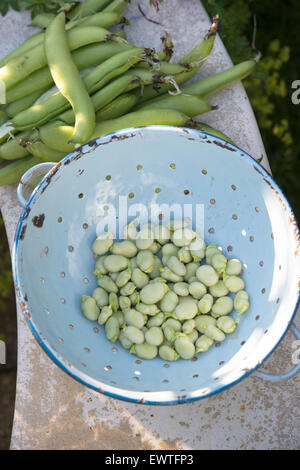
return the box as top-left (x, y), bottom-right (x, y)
top-left (19, 224), bottom-right (27, 240)
top-left (32, 214), bottom-right (45, 228)
top-left (213, 140), bottom-right (236, 152)
top-left (41, 162), bottom-right (62, 194)
top-left (22, 206), bottom-right (31, 220)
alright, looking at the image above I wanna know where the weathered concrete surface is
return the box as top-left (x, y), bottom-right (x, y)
top-left (0, 0), bottom-right (299, 450)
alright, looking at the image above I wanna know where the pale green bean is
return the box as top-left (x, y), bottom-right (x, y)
top-left (98, 305), bottom-right (113, 325)
top-left (196, 265), bottom-right (219, 287)
top-left (145, 327), bottom-right (164, 346)
top-left (92, 287), bottom-right (109, 307)
top-left (223, 275), bottom-right (245, 293)
top-left (131, 343), bottom-right (158, 360)
top-left (105, 316), bottom-right (119, 342)
top-left (216, 316), bottom-right (236, 334)
top-left (81, 295), bottom-right (100, 321)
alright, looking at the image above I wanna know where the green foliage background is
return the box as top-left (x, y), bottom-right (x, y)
top-left (203, 0), bottom-right (300, 217)
top-left (0, 0), bottom-right (299, 311)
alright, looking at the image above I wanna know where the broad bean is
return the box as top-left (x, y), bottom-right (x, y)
top-left (119, 296), bottom-right (131, 312)
top-left (198, 294), bottom-right (214, 314)
top-left (136, 303), bottom-right (160, 316)
top-left (103, 254), bottom-right (129, 272)
top-left (173, 282), bottom-right (189, 297)
top-left (105, 316), bottom-right (119, 342)
top-left (216, 316), bottom-right (236, 334)
top-left (135, 227), bottom-right (154, 250)
top-left (153, 225), bottom-right (170, 245)
top-left (194, 315), bottom-right (216, 334)
top-left (136, 250), bottom-right (154, 273)
top-left (174, 298), bottom-right (198, 320)
top-left (120, 281), bottom-right (136, 296)
top-left (223, 275), bottom-right (245, 293)
top-left (111, 240), bottom-right (137, 258)
top-left (124, 326), bottom-right (144, 344)
top-left (211, 296), bottom-right (233, 317)
top-left (148, 241), bottom-right (161, 254)
top-left (161, 243), bottom-right (179, 257)
top-left (129, 291), bottom-right (140, 306)
top-left (189, 281), bottom-right (207, 299)
top-left (172, 228), bottom-right (197, 247)
top-left (226, 258), bottom-right (242, 276)
top-left (97, 275), bottom-right (118, 293)
top-left (94, 256), bottom-right (108, 276)
top-left (149, 256), bottom-right (163, 279)
top-left (140, 282), bottom-right (168, 305)
top-left (174, 335), bottom-right (195, 359)
top-left (92, 234), bottom-right (113, 255)
top-left (81, 295), bottom-right (100, 321)
top-left (147, 312), bottom-right (166, 328)
top-left (211, 253), bottom-right (227, 274)
top-left (118, 330), bottom-right (133, 349)
top-left (189, 237), bottom-right (206, 261)
top-left (184, 262), bottom-right (199, 282)
top-left (187, 329), bottom-right (199, 344)
top-left (162, 318), bottom-right (182, 332)
top-left (205, 324), bottom-right (226, 342)
top-left (195, 335), bottom-right (213, 352)
top-left (178, 246), bottom-right (192, 263)
top-left (209, 280), bottom-right (229, 298)
top-left (98, 305), bottom-right (113, 325)
top-left (145, 327), bottom-right (164, 346)
top-left (132, 268), bottom-right (149, 289)
top-left (109, 292), bottom-right (119, 312)
top-left (124, 309), bottom-right (146, 329)
top-left (131, 343), bottom-right (158, 360)
top-left (160, 267), bottom-right (183, 283)
top-left (205, 244), bottom-right (221, 265)
top-left (116, 268), bottom-right (131, 288)
top-left (167, 256), bottom-right (187, 277)
top-left (92, 287), bottom-right (109, 307)
top-left (112, 311), bottom-right (124, 326)
top-left (159, 344), bottom-right (179, 361)
top-left (182, 319), bottom-right (196, 334)
top-left (160, 290), bottom-right (178, 313)
top-left (233, 290), bottom-right (249, 315)
top-left (196, 265), bottom-right (219, 287)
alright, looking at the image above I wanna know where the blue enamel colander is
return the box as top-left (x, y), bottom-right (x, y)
top-left (12, 126), bottom-right (300, 405)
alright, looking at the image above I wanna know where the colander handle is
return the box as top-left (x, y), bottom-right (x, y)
top-left (17, 162), bottom-right (56, 208)
top-left (254, 323), bottom-right (300, 382)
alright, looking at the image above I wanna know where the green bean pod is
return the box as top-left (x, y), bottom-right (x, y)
top-left (0, 155), bottom-right (42, 186)
top-left (182, 55), bottom-right (260, 98)
top-left (138, 94), bottom-right (212, 118)
top-left (6, 42), bottom-right (132, 104)
top-left (27, 142), bottom-right (65, 162)
top-left (58, 74), bottom-right (135, 126)
top-left (70, 11), bottom-right (124, 30)
top-left (5, 88), bottom-right (48, 118)
top-left (103, 0), bottom-right (130, 15)
top-left (0, 130), bottom-right (37, 161)
top-left (30, 13), bottom-right (56, 29)
top-left (0, 25), bottom-right (119, 90)
top-left (0, 32), bottom-right (44, 68)
top-left (12, 48), bottom-right (145, 130)
top-left (92, 108), bottom-right (190, 139)
top-left (45, 13), bottom-right (96, 143)
top-left (188, 122), bottom-right (234, 145)
top-left (68, 0), bottom-right (112, 19)
top-left (130, 21), bottom-right (217, 104)
top-left (40, 109), bottom-right (190, 153)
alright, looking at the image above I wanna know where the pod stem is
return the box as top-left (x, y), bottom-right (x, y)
top-left (205, 14), bottom-right (219, 39)
top-left (160, 30), bottom-right (174, 61)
